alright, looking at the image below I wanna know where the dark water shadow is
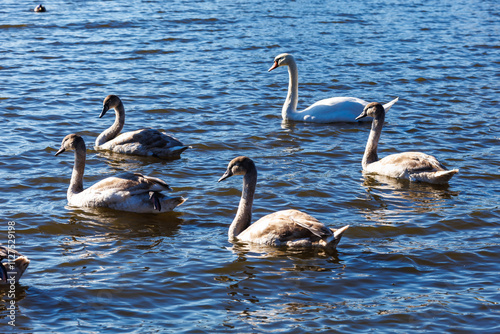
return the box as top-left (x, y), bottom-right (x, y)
top-left (227, 241), bottom-right (345, 263)
top-left (362, 173), bottom-right (459, 201)
top-left (61, 207), bottom-right (185, 240)
top-left (92, 149), bottom-right (184, 169)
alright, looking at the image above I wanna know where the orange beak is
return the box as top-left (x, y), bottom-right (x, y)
top-left (268, 61), bottom-right (279, 72)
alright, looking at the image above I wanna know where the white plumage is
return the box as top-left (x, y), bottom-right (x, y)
top-left (268, 53), bottom-right (399, 122)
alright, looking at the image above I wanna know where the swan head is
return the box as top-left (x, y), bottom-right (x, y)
top-left (34, 4), bottom-right (46, 12)
top-left (356, 102), bottom-right (385, 120)
top-left (55, 134), bottom-right (86, 156)
top-left (100, 95), bottom-right (122, 118)
top-left (268, 53), bottom-right (295, 72)
top-left (218, 156), bottom-right (256, 182)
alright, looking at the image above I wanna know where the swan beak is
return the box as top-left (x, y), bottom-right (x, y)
top-left (268, 61), bottom-right (279, 72)
top-left (218, 170), bottom-right (233, 182)
top-left (99, 105), bottom-right (110, 118)
top-left (355, 111), bottom-right (367, 120)
top-left (55, 147), bottom-right (66, 156)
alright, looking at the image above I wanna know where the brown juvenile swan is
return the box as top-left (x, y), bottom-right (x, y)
top-left (95, 95), bottom-right (189, 159)
top-left (0, 246), bottom-right (30, 284)
top-left (356, 102), bottom-right (459, 184)
top-left (56, 134), bottom-right (185, 213)
top-left (268, 53), bottom-right (399, 122)
top-left (218, 156), bottom-right (349, 248)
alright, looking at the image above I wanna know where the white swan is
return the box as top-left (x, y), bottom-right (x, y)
top-left (0, 246), bottom-right (29, 284)
top-left (268, 53), bottom-right (399, 123)
top-left (95, 95), bottom-right (189, 159)
top-left (356, 102), bottom-right (459, 184)
top-left (56, 134), bottom-right (185, 213)
top-left (218, 156), bottom-right (349, 248)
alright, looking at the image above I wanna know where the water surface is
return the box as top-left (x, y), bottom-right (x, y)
top-left (0, 0), bottom-right (499, 332)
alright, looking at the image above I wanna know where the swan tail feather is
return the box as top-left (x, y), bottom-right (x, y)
top-left (382, 97), bottom-right (399, 112)
top-left (159, 196), bottom-right (186, 212)
top-left (411, 169), bottom-right (459, 184)
top-left (433, 169), bottom-right (459, 184)
top-left (168, 145), bottom-right (190, 157)
top-left (333, 225), bottom-right (350, 239)
top-left (323, 225), bottom-right (349, 247)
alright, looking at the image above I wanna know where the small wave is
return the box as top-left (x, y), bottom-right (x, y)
top-left (0, 24), bottom-right (28, 29)
top-left (134, 49), bottom-right (177, 55)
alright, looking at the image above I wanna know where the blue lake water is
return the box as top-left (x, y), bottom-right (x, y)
top-left (0, 0), bottom-right (499, 332)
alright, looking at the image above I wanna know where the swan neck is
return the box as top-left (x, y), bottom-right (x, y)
top-left (95, 102), bottom-right (125, 146)
top-left (282, 61), bottom-right (299, 120)
top-left (362, 112), bottom-right (385, 168)
top-left (229, 169), bottom-right (257, 240)
top-left (68, 141), bottom-right (86, 198)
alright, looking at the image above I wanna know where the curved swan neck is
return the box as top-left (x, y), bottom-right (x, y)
top-left (69, 140), bottom-right (86, 197)
top-left (362, 112), bottom-right (385, 168)
top-left (229, 168), bottom-right (257, 240)
top-left (283, 60), bottom-right (299, 120)
top-left (95, 102), bottom-right (125, 146)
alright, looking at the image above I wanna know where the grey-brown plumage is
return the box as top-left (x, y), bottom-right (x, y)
top-left (95, 95), bottom-right (189, 159)
top-left (56, 134), bottom-right (186, 213)
top-left (218, 156), bottom-right (349, 248)
top-left (356, 102), bottom-right (459, 184)
top-left (0, 246), bottom-right (30, 283)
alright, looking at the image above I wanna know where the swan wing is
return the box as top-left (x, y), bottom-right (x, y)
top-left (366, 152), bottom-right (458, 184)
top-left (109, 129), bottom-right (184, 148)
top-left (98, 129), bottom-right (188, 158)
top-left (297, 97), bottom-right (367, 122)
top-left (376, 152), bottom-right (448, 173)
top-left (382, 97), bottom-right (399, 112)
top-left (240, 209), bottom-right (332, 242)
top-left (85, 173), bottom-right (171, 197)
top-left (295, 96), bottom-right (398, 123)
top-left (292, 219), bottom-right (332, 238)
top-left (70, 173), bottom-right (181, 212)
top-left (0, 245), bottom-right (22, 260)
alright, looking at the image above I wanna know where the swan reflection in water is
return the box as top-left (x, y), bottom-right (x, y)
top-left (63, 207), bottom-right (185, 240)
top-left (360, 173), bottom-right (460, 219)
top-left (226, 240), bottom-right (346, 259)
top-left (215, 241), bottom-right (347, 327)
